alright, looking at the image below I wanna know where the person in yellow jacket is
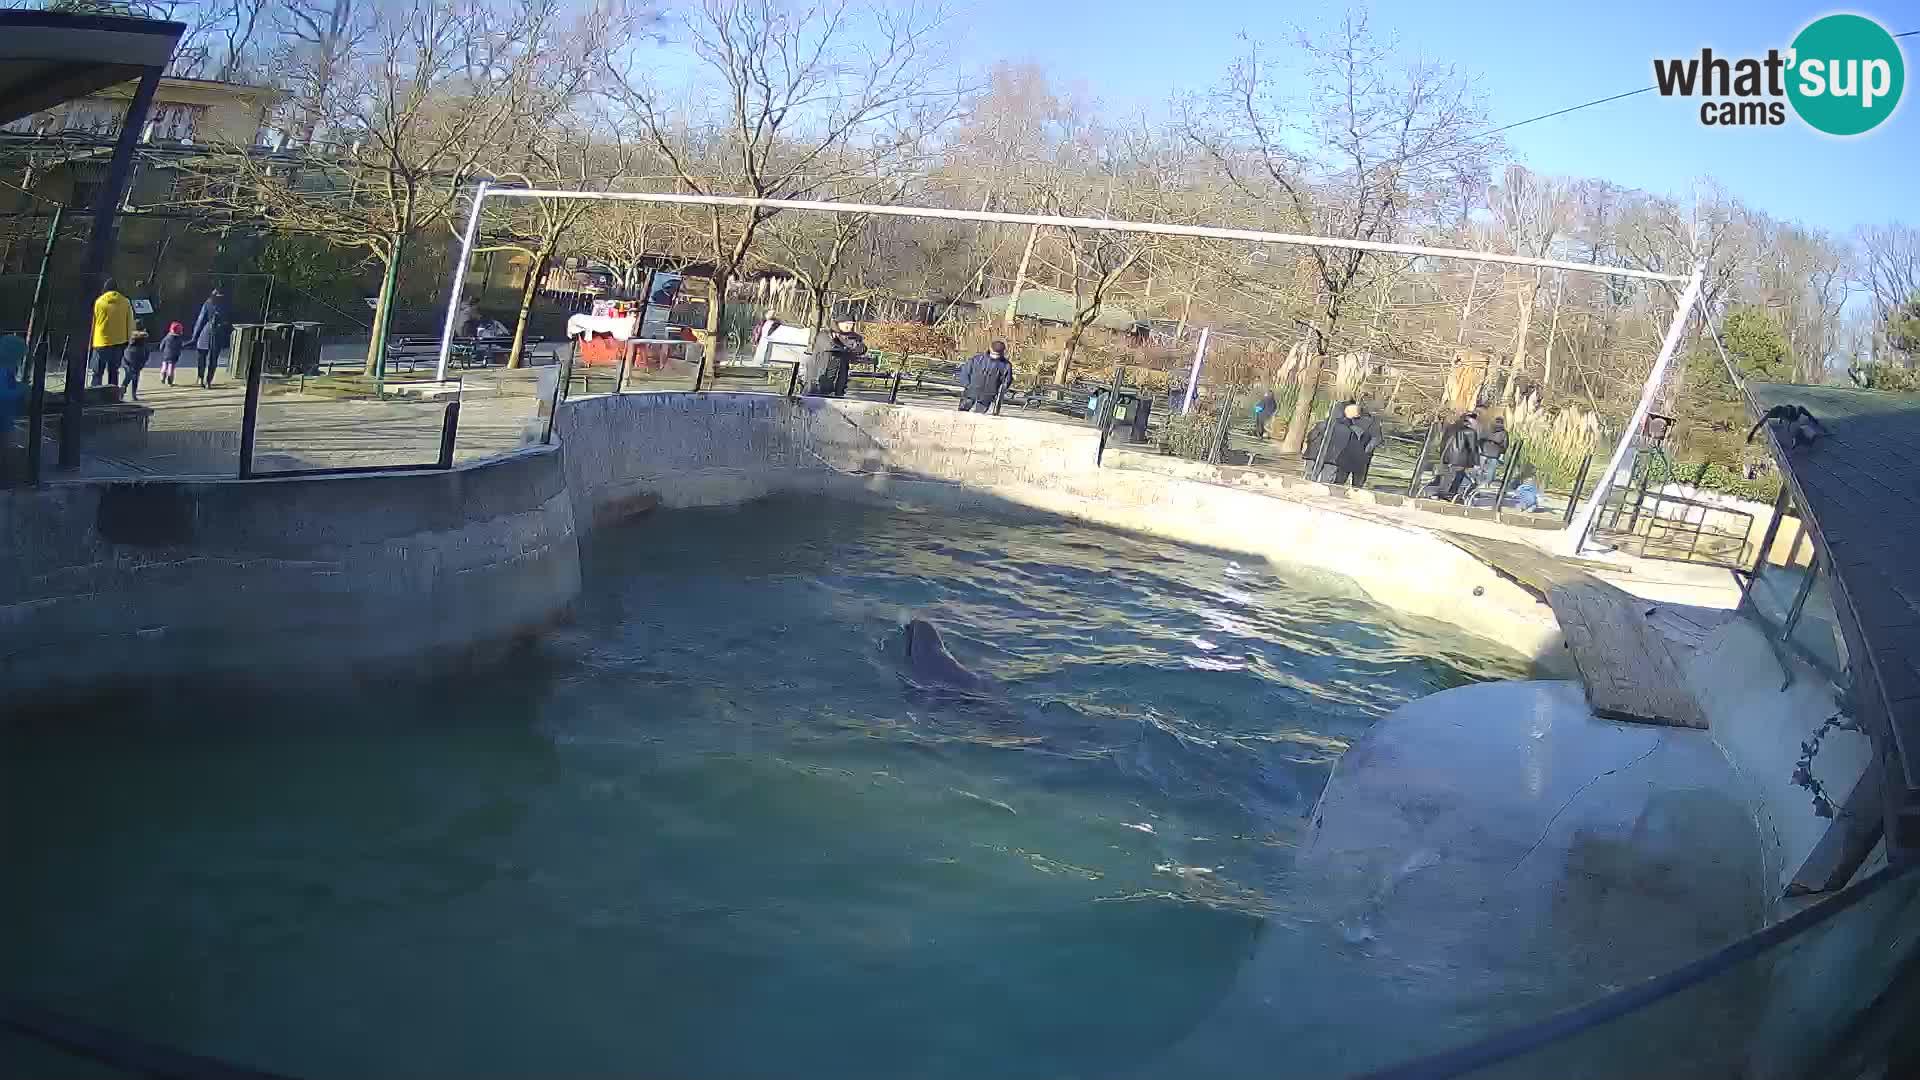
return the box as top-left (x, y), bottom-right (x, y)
top-left (90, 277), bottom-right (134, 388)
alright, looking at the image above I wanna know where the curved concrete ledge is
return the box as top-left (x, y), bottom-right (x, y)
top-left (555, 391), bottom-right (1565, 668)
top-left (0, 445), bottom-right (579, 700)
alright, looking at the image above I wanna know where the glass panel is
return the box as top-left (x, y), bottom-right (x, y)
top-left (1786, 562), bottom-right (1850, 681)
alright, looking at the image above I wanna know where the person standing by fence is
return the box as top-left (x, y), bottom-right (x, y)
top-left (89, 277), bottom-right (133, 388)
top-left (956, 340), bottom-right (1013, 413)
top-left (191, 287), bottom-right (229, 389)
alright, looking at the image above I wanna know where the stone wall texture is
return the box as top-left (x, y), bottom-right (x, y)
top-left (1, 445), bottom-right (578, 699)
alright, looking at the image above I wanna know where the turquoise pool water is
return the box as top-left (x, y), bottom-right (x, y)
top-left (2, 497), bottom-right (1526, 1078)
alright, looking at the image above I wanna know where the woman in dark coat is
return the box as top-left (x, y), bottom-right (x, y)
top-left (190, 288), bottom-right (229, 388)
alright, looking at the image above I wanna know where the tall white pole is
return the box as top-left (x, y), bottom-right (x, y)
top-left (436, 179), bottom-right (490, 383)
top-left (1183, 327), bottom-right (1210, 414)
top-left (1560, 262), bottom-right (1707, 556)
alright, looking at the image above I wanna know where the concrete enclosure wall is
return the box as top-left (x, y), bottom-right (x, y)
top-left (1, 446), bottom-right (578, 699)
top-left (555, 391), bottom-right (1564, 665)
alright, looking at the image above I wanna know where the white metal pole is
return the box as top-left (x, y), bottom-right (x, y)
top-left (436, 179), bottom-right (490, 383)
top-left (483, 189), bottom-right (1689, 284)
top-left (1183, 327), bottom-right (1210, 414)
top-left (1560, 262), bottom-right (1707, 556)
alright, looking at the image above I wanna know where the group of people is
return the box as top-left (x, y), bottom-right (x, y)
top-left (89, 279), bottom-right (230, 400)
top-left (799, 321), bottom-right (1013, 415)
top-left (1427, 409), bottom-right (1510, 502)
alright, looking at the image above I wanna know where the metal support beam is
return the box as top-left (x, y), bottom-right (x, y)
top-left (59, 65), bottom-right (160, 469)
top-left (1562, 262), bottom-right (1706, 556)
top-left (436, 180), bottom-right (489, 382)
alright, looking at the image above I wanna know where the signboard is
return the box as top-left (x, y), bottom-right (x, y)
top-left (132, 298), bottom-right (155, 316)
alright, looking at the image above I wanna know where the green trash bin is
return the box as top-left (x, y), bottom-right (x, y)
top-left (257, 323), bottom-right (293, 375)
top-left (287, 321), bottom-right (323, 375)
top-left (228, 323), bottom-right (262, 381)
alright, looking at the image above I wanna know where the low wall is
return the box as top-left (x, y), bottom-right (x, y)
top-left (0, 445), bottom-right (578, 700)
top-left (555, 392), bottom-right (1564, 665)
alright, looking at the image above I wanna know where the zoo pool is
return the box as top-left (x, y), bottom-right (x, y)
top-left (2, 497), bottom-right (1530, 1078)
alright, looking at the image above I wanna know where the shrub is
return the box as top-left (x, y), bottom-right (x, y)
top-left (1503, 395), bottom-right (1600, 490)
top-left (860, 322), bottom-right (956, 365)
top-left (1158, 402), bottom-right (1231, 461)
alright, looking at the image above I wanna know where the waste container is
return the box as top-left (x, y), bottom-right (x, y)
top-left (288, 321), bottom-right (323, 375)
top-left (228, 323), bottom-right (262, 380)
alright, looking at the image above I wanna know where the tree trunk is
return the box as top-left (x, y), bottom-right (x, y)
top-left (1277, 347), bottom-right (1324, 454)
top-left (1503, 269), bottom-right (1542, 404)
top-left (1004, 224), bottom-right (1039, 334)
top-left (1054, 317), bottom-right (1086, 385)
top-left (1541, 272), bottom-right (1565, 397)
top-left (705, 269), bottom-right (727, 336)
top-left (363, 237), bottom-right (402, 377)
top-left (506, 248), bottom-right (549, 369)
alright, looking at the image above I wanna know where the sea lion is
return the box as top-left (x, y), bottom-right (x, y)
top-left (898, 617), bottom-right (988, 691)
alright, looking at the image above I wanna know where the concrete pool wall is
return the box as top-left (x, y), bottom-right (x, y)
top-left (555, 392), bottom-right (1567, 668)
top-left (0, 445), bottom-right (578, 699)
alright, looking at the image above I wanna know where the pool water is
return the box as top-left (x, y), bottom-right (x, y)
top-left (2, 497), bottom-right (1526, 1078)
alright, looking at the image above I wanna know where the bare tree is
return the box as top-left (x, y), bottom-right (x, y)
top-left (1185, 12), bottom-right (1497, 452)
top-left (1488, 165), bottom-right (1572, 401)
top-left (1858, 223), bottom-right (1920, 365)
top-left (184, 0), bottom-right (545, 373)
top-left (608, 0), bottom-right (965, 339)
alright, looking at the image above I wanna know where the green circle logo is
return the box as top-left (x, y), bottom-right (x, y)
top-left (1787, 14), bottom-right (1904, 136)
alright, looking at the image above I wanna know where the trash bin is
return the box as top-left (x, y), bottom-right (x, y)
top-left (288, 321), bottom-right (323, 375)
top-left (228, 323), bottom-right (261, 380)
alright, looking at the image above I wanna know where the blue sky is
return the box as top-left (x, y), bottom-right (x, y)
top-left (950, 0), bottom-right (1916, 236)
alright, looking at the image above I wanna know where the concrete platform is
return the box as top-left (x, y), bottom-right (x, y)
top-left (1304, 680), bottom-right (1765, 1004)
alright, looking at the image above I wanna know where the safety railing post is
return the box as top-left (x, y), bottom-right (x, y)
top-left (543, 340), bottom-right (573, 446)
top-left (24, 336), bottom-right (59, 486)
top-left (785, 361), bottom-right (800, 398)
top-left (237, 343), bottom-right (266, 479)
top-left (691, 353), bottom-right (706, 393)
top-left (437, 400), bottom-right (461, 469)
top-left (1407, 420), bottom-right (1436, 498)
top-left (1563, 452), bottom-right (1593, 526)
top-left (1308, 399), bottom-right (1334, 482)
top-left (889, 371), bottom-right (902, 404)
top-left (1492, 440), bottom-right (1521, 514)
top-left (613, 340), bottom-right (630, 395)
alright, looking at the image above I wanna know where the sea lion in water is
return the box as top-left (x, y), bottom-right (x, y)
top-left (899, 618), bottom-right (988, 690)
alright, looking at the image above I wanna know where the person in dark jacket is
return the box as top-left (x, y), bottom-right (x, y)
top-left (121, 328), bottom-right (151, 400)
top-left (1252, 389), bottom-right (1278, 437)
top-left (190, 288), bottom-right (229, 389)
top-left (955, 340), bottom-right (1014, 413)
top-left (1304, 400), bottom-right (1381, 486)
top-left (1476, 415), bottom-right (1509, 485)
top-left (1429, 410), bottom-right (1481, 500)
top-left (815, 320), bottom-right (865, 397)
top-left (156, 321), bottom-right (187, 385)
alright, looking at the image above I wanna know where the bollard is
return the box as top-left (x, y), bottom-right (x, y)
top-left (437, 400), bottom-right (461, 469)
top-left (1406, 420), bottom-right (1436, 497)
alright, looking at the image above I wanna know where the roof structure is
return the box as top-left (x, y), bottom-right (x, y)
top-left (976, 288), bottom-right (1140, 331)
top-left (0, 11), bottom-right (184, 128)
top-left (1748, 382), bottom-right (1920, 853)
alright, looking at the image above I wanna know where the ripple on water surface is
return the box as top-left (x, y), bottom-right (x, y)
top-left (1, 497), bottom-right (1526, 1078)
